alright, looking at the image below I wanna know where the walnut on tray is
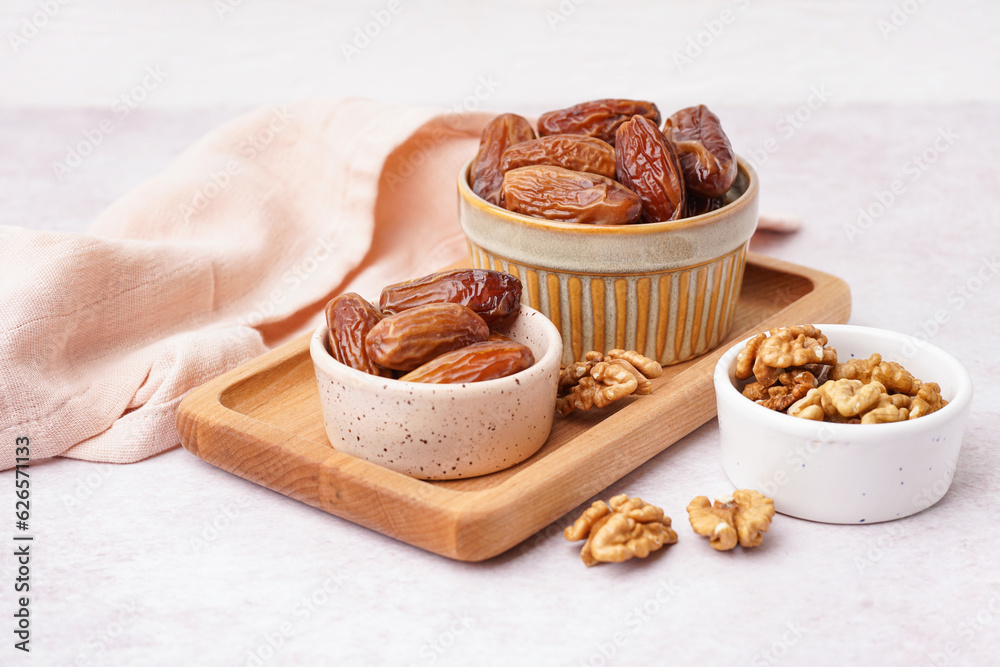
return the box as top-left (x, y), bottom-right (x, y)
top-left (556, 349), bottom-right (663, 415)
top-left (564, 494), bottom-right (677, 566)
top-left (736, 327), bottom-right (946, 423)
top-left (687, 490), bottom-right (775, 551)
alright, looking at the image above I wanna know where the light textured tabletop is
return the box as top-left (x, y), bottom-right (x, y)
top-left (2, 3), bottom-right (999, 666)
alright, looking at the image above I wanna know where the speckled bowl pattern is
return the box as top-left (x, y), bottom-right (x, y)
top-left (310, 304), bottom-right (562, 481)
top-left (714, 324), bottom-right (973, 524)
top-left (457, 157), bottom-right (759, 366)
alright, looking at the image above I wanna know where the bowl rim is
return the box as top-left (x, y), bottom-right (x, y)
top-left (458, 154), bottom-right (758, 234)
top-left (310, 303), bottom-right (563, 395)
top-left (713, 323), bottom-right (974, 436)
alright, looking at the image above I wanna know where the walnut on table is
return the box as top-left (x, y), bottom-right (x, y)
top-left (556, 349), bottom-right (663, 415)
top-left (564, 494), bottom-right (677, 566)
top-left (687, 490), bottom-right (775, 551)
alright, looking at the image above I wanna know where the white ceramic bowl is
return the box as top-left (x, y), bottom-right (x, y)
top-left (714, 324), bottom-right (973, 524)
top-left (310, 303), bottom-right (562, 480)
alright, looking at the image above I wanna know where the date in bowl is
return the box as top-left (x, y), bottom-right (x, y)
top-left (310, 303), bottom-right (562, 480)
top-left (457, 157), bottom-right (759, 366)
top-left (714, 324), bottom-right (973, 524)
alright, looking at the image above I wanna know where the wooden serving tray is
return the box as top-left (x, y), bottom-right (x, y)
top-left (177, 253), bottom-right (850, 561)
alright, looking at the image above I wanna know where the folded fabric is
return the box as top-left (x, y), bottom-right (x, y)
top-left (0, 99), bottom-right (796, 471)
top-left (0, 98), bottom-right (491, 470)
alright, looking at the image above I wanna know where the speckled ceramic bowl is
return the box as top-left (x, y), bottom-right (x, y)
top-left (714, 324), bottom-right (973, 524)
top-left (457, 157), bottom-right (758, 366)
top-left (310, 303), bottom-right (562, 480)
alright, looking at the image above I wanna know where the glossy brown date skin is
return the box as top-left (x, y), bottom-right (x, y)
top-left (365, 302), bottom-right (490, 371)
top-left (325, 293), bottom-right (393, 377)
top-left (379, 269), bottom-right (522, 327)
top-left (501, 165), bottom-right (642, 225)
top-left (662, 105), bottom-right (737, 197)
top-left (470, 113), bottom-right (536, 206)
top-left (499, 135), bottom-right (617, 181)
top-left (399, 340), bottom-right (535, 384)
top-left (537, 99), bottom-right (660, 146)
top-left (615, 115), bottom-right (685, 223)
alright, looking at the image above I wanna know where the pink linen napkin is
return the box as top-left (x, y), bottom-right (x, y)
top-left (0, 98), bottom-right (797, 471)
top-left (0, 98), bottom-right (491, 470)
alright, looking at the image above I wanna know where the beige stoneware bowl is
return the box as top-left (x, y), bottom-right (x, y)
top-left (457, 157), bottom-right (759, 365)
top-left (310, 303), bottom-right (562, 480)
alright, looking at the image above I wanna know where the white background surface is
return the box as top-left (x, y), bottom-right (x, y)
top-left (2, 2), bottom-right (1000, 666)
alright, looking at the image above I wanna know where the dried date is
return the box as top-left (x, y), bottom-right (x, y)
top-left (499, 135), bottom-right (617, 181)
top-left (379, 269), bottom-right (522, 327)
top-left (325, 293), bottom-right (393, 377)
top-left (614, 115), bottom-right (685, 223)
top-left (662, 105), bottom-right (737, 197)
top-left (502, 165), bottom-right (642, 225)
top-left (537, 99), bottom-right (660, 146)
top-left (400, 340), bottom-right (535, 384)
top-left (365, 302), bottom-right (490, 371)
top-left (470, 113), bottom-right (536, 206)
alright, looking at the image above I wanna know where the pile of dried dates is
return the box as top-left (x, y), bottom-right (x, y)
top-left (325, 269), bottom-right (533, 384)
top-left (470, 99), bottom-right (737, 225)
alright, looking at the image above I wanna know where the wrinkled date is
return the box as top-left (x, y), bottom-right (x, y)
top-left (326, 293), bottom-right (393, 377)
top-left (379, 269), bottom-right (522, 327)
top-left (470, 113), bottom-right (536, 206)
top-left (499, 135), bottom-right (617, 181)
top-left (502, 165), bottom-right (642, 225)
top-left (615, 115), bottom-right (686, 223)
top-left (662, 105), bottom-right (737, 197)
top-left (537, 99), bottom-right (660, 146)
top-left (365, 302), bottom-right (490, 371)
top-left (400, 340), bottom-right (535, 384)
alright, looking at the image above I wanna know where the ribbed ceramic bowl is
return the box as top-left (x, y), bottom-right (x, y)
top-left (310, 303), bottom-right (562, 481)
top-left (714, 324), bottom-right (973, 524)
top-left (457, 157), bottom-right (759, 365)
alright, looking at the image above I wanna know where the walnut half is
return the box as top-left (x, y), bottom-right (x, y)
top-left (687, 490), bottom-right (775, 551)
top-left (564, 494), bottom-right (677, 566)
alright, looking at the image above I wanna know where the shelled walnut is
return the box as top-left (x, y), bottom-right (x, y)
top-left (687, 490), bottom-right (774, 551)
top-left (564, 494), bottom-right (677, 566)
top-left (556, 349), bottom-right (663, 415)
top-left (736, 326), bottom-right (946, 423)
